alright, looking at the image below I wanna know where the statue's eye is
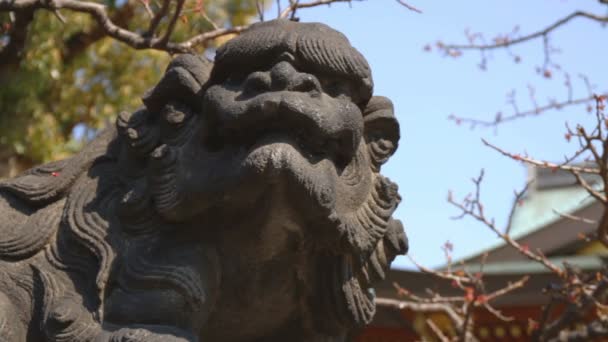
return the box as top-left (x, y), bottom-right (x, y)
top-left (227, 72), bottom-right (247, 85)
top-left (320, 77), bottom-right (353, 99)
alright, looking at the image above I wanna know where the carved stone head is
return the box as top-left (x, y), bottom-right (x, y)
top-left (0, 19), bottom-right (407, 342)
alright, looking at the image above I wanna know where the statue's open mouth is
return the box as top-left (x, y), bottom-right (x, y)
top-left (204, 91), bottom-right (361, 171)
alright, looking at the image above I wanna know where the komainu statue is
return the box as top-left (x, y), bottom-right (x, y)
top-left (0, 19), bottom-right (407, 341)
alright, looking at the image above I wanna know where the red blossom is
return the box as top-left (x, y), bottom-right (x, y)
top-left (564, 133), bottom-right (572, 142)
top-left (543, 69), bottom-right (552, 79)
top-left (465, 287), bottom-right (475, 302)
top-left (443, 240), bottom-right (454, 252)
top-left (397, 287), bottom-right (410, 297)
top-left (448, 49), bottom-right (462, 58)
top-left (476, 294), bottom-right (487, 304)
top-left (521, 244), bottom-right (530, 253)
top-left (51, 172), bottom-right (60, 177)
top-left (495, 111), bottom-right (503, 122)
top-left (528, 319), bottom-right (539, 332)
top-left (195, 0), bottom-right (204, 12)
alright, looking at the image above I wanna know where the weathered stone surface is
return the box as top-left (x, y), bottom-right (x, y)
top-left (0, 19), bottom-right (407, 341)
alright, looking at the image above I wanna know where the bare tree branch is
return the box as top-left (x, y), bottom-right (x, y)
top-left (256, 0), bottom-right (264, 21)
top-left (552, 209), bottom-right (597, 225)
top-left (144, 0), bottom-right (170, 37)
top-left (277, 0), bottom-right (421, 19)
top-left (504, 180), bottom-right (533, 235)
top-left (1, 0), bottom-right (185, 51)
top-left (178, 25), bottom-right (247, 50)
top-left (448, 169), bottom-right (565, 276)
top-left (483, 95), bottom-right (608, 248)
top-left (279, 0), bottom-right (359, 18)
top-left (408, 255), bottom-right (472, 285)
top-left (392, 256), bottom-right (527, 341)
top-left (482, 139), bottom-right (601, 175)
top-left (539, 277), bottom-right (608, 340)
top-left (0, 0), bottom-right (249, 53)
top-left (394, 0), bottom-right (421, 13)
top-left (427, 318), bottom-right (452, 342)
top-left (441, 11), bottom-right (608, 52)
top-left (376, 298), bottom-right (466, 329)
top-left (62, 2), bottom-right (135, 62)
top-left (450, 94), bottom-right (606, 128)
top-left (1, 0), bottom-right (408, 57)
top-left (158, 0), bottom-right (184, 45)
top-left (0, 8), bottom-right (34, 70)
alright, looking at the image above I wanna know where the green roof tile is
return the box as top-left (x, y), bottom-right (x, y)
top-left (509, 186), bottom-right (596, 238)
top-left (459, 254), bottom-right (605, 275)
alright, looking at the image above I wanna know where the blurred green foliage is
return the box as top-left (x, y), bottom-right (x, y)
top-left (0, 0), bottom-right (260, 166)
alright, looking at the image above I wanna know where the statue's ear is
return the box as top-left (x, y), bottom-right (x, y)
top-left (142, 54), bottom-right (213, 112)
top-left (363, 96), bottom-right (400, 171)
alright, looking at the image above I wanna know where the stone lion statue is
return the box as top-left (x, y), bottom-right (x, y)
top-left (0, 19), bottom-right (407, 341)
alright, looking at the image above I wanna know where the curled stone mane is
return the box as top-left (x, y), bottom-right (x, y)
top-left (0, 19), bottom-right (407, 342)
top-left (212, 20), bottom-right (373, 105)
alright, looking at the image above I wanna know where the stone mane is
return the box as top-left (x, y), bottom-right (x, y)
top-left (0, 19), bottom-right (408, 342)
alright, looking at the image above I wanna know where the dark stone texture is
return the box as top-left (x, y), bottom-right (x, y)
top-left (0, 19), bottom-right (407, 341)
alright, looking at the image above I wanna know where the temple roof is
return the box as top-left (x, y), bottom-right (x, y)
top-left (453, 165), bottom-right (603, 266)
top-left (508, 166), bottom-right (599, 238)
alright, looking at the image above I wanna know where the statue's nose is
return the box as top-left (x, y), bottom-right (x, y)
top-left (270, 61), bottom-right (322, 94)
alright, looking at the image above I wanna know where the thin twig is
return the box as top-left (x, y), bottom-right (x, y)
top-left (376, 297), bottom-right (465, 328)
top-left (158, 0), bottom-right (185, 45)
top-left (256, 0), bottom-right (264, 21)
top-left (441, 11), bottom-right (608, 52)
top-left (279, 0), bottom-right (360, 18)
top-left (427, 319), bottom-right (451, 342)
top-left (552, 209), bottom-right (597, 225)
top-left (448, 169), bottom-right (564, 276)
top-left (395, 0), bottom-right (421, 13)
top-left (482, 139), bottom-right (601, 175)
top-left (145, 0), bottom-right (171, 37)
top-left (408, 255), bottom-right (472, 285)
top-left (450, 94), bottom-right (605, 128)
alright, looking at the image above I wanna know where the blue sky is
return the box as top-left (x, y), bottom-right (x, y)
top-left (265, 0), bottom-right (608, 268)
